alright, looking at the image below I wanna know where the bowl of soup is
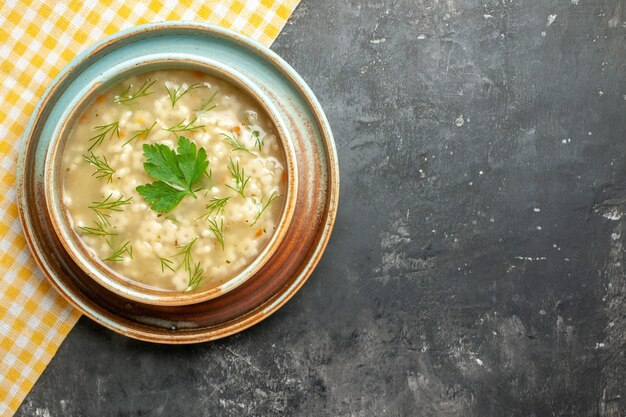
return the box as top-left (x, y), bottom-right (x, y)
top-left (44, 58), bottom-right (298, 306)
top-left (19, 22), bottom-right (338, 342)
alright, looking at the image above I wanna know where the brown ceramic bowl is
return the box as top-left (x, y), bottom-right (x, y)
top-left (45, 57), bottom-right (299, 306)
top-left (18, 22), bottom-right (339, 343)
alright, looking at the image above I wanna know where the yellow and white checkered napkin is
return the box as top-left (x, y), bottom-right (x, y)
top-left (0, 1), bottom-right (299, 414)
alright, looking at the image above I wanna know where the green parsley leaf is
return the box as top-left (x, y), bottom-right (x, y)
top-left (176, 137), bottom-right (208, 187)
top-left (136, 136), bottom-right (209, 212)
top-left (136, 181), bottom-right (190, 212)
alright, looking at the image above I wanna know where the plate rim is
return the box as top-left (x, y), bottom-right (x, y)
top-left (18, 21), bottom-right (340, 344)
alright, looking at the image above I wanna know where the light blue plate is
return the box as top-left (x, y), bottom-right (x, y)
top-left (18, 22), bottom-right (339, 343)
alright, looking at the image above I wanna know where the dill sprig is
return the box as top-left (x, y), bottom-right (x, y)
top-left (88, 121), bottom-right (119, 151)
top-left (225, 157), bottom-right (250, 198)
top-left (77, 221), bottom-right (117, 237)
top-left (186, 262), bottom-right (204, 290)
top-left (123, 121), bottom-right (157, 146)
top-left (174, 237), bottom-right (198, 272)
top-left (88, 194), bottom-right (132, 227)
top-left (251, 129), bottom-right (263, 151)
top-left (207, 218), bottom-right (225, 250)
top-left (158, 237), bottom-right (206, 289)
top-left (113, 79), bottom-right (156, 104)
top-left (164, 215), bottom-right (180, 224)
top-left (197, 197), bottom-right (230, 221)
top-left (198, 90), bottom-right (219, 112)
top-left (164, 117), bottom-right (205, 136)
top-left (165, 82), bottom-right (204, 107)
top-left (159, 256), bottom-right (175, 273)
top-left (221, 131), bottom-right (253, 154)
top-left (103, 241), bottom-right (133, 262)
top-left (251, 191), bottom-right (279, 226)
top-left (83, 152), bottom-right (115, 183)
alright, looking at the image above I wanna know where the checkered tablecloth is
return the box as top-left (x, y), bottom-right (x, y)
top-left (0, 1), bottom-right (299, 414)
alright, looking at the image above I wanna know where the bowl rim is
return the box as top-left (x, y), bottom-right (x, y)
top-left (43, 55), bottom-right (299, 306)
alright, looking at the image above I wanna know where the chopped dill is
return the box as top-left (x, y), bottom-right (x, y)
top-left (113, 79), bottom-right (156, 104)
top-left (88, 194), bottom-right (132, 227)
top-left (251, 191), bottom-right (279, 226)
top-left (221, 131), bottom-right (253, 154)
top-left (252, 129), bottom-right (263, 151)
top-left (174, 237), bottom-right (198, 272)
top-left (123, 121), bottom-right (157, 146)
top-left (77, 221), bottom-right (117, 237)
top-left (197, 197), bottom-right (230, 221)
top-left (207, 218), bottom-right (225, 250)
top-left (159, 256), bottom-right (175, 273)
top-left (165, 82), bottom-right (204, 107)
top-left (157, 237), bottom-right (206, 289)
top-left (186, 262), bottom-right (204, 290)
top-left (164, 215), bottom-right (180, 224)
top-left (225, 157), bottom-right (250, 198)
top-left (88, 121), bottom-right (119, 151)
top-left (164, 117), bottom-right (205, 136)
top-left (103, 241), bottom-right (133, 262)
top-left (83, 152), bottom-right (115, 183)
top-left (198, 90), bottom-right (219, 112)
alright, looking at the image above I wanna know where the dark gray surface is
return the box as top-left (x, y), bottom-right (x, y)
top-left (16, 0), bottom-right (626, 416)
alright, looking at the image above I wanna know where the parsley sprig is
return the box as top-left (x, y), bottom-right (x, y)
top-left (136, 136), bottom-right (209, 213)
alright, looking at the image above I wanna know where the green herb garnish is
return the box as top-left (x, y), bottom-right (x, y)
top-left (83, 152), bottom-right (115, 182)
top-left (165, 83), bottom-right (204, 107)
top-left (88, 194), bottom-right (132, 227)
top-left (207, 218), bottom-right (225, 250)
top-left (198, 90), bottom-right (219, 112)
top-left (252, 129), bottom-right (263, 151)
top-left (186, 262), bottom-right (204, 290)
top-left (197, 197), bottom-right (230, 221)
top-left (88, 121), bottom-right (119, 151)
top-left (159, 256), bottom-right (175, 273)
top-left (174, 237), bottom-right (197, 272)
top-left (136, 136), bottom-right (209, 212)
top-left (225, 157), bottom-right (250, 198)
top-left (103, 241), bottom-right (133, 262)
top-left (158, 238), bottom-right (205, 289)
top-left (221, 131), bottom-right (253, 154)
top-left (123, 121), bottom-right (157, 146)
top-left (164, 117), bottom-right (205, 136)
top-left (77, 221), bottom-right (117, 237)
top-left (251, 191), bottom-right (279, 226)
top-left (113, 79), bottom-right (156, 104)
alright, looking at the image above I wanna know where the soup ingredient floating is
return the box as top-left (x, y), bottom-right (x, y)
top-left (136, 137), bottom-right (209, 212)
top-left (62, 70), bottom-right (286, 292)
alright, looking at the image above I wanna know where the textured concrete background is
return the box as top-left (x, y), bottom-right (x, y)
top-left (17, 0), bottom-right (626, 415)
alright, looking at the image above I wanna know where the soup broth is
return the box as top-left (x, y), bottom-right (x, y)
top-left (61, 69), bottom-right (286, 292)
